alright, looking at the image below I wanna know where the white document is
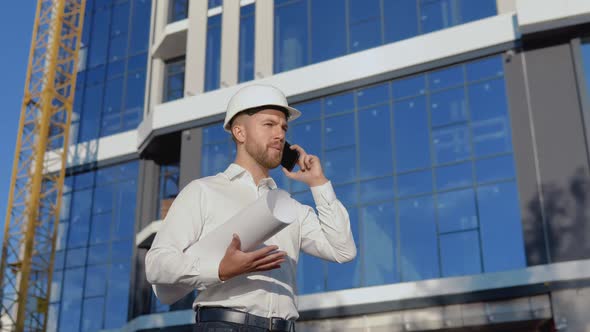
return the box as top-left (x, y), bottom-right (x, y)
top-left (152, 189), bottom-right (298, 304)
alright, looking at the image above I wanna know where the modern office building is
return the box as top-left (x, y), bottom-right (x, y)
top-left (42, 0), bottom-right (590, 331)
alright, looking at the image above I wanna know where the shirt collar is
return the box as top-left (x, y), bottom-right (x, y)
top-left (224, 163), bottom-right (278, 190)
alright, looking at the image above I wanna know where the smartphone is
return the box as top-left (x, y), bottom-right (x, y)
top-left (281, 141), bottom-right (300, 172)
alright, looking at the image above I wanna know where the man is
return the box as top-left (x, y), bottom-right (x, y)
top-left (145, 84), bottom-right (356, 331)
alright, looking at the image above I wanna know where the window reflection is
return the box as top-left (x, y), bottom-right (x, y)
top-left (199, 56), bottom-right (525, 296)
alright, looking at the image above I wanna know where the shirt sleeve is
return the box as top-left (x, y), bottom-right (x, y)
top-left (145, 180), bottom-right (223, 292)
top-left (300, 181), bottom-right (357, 263)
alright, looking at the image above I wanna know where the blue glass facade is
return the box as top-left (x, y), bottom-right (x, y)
top-left (274, 0), bottom-right (497, 73)
top-left (74, 0), bottom-right (151, 143)
top-left (49, 161), bottom-right (138, 332)
top-left (239, 4), bottom-right (255, 83)
top-left (170, 0), bottom-right (189, 22)
top-left (205, 14), bottom-right (222, 92)
top-left (200, 55), bottom-right (526, 295)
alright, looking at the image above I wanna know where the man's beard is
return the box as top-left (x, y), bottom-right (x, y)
top-left (245, 141), bottom-right (282, 169)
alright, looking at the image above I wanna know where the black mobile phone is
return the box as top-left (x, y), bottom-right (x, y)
top-left (281, 141), bottom-right (300, 172)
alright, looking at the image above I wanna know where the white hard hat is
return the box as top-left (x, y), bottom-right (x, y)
top-left (223, 84), bottom-right (302, 133)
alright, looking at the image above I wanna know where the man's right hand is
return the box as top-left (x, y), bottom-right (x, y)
top-left (218, 234), bottom-right (287, 281)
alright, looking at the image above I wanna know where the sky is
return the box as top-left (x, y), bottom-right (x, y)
top-left (0, 2), bottom-right (36, 243)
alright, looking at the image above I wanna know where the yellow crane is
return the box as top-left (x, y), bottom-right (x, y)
top-left (0, 0), bottom-right (86, 330)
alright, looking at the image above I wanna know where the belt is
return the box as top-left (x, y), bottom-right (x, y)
top-left (196, 306), bottom-right (295, 332)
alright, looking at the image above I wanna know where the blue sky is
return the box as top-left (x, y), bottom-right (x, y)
top-left (0, 3), bottom-right (36, 241)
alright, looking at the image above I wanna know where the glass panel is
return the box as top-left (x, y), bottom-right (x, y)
top-left (202, 123), bottom-right (227, 144)
top-left (356, 83), bottom-right (389, 109)
top-left (459, 0), bottom-right (497, 23)
top-left (310, 0), bottom-right (346, 63)
top-left (350, 18), bottom-right (382, 53)
top-left (466, 56), bottom-right (504, 82)
top-left (93, 185), bottom-right (114, 214)
top-left (435, 161), bottom-right (472, 191)
top-left (440, 230), bottom-right (482, 277)
top-left (293, 100), bottom-right (322, 121)
top-left (349, 0), bottom-right (380, 23)
top-left (430, 87), bottom-right (467, 127)
top-left (359, 177), bottom-right (394, 204)
top-left (238, 4), bottom-right (255, 83)
top-left (205, 14), bottom-right (222, 91)
top-left (475, 155), bottom-right (516, 184)
top-left (432, 124), bottom-right (471, 164)
top-left (469, 79), bottom-right (513, 156)
top-left (297, 253), bottom-right (325, 294)
top-left (384, 0), bottom-right (419, 43)
top-left (103, 77), bottom-right (123, 114)
top-left (170, 0), bottom-right (188, 22)
top-left (202, 142), bottom-right (232, 177)
top-left (129, 0), bottom-right (151, 54)
top-left (437, 188), bottom-right (478, 233)
top-left (85, 265), bottom-right (108, 297)
top-left (88, 10), bottom-right (110, 67)
top-left (274, 0), bottom-right (308, 73)
top-left (82, 297), bottom-right (105, 332)
top-left (51, 270), bottom-right (63, 302)
top-left (394, 97), bottom-right (430, 171)
top-left (397, 170), bottom-right (433, 197)
top-left (362, 203), bottom-right (397, 286)
top-left (88, 243), bottom-right (110, 265)
top-left (113, 180), bottom-right (137, 240)
top-left (420, 0), bottom-right (460, 34)
top-left (399, 196), bottom-right (439, 281)
top-left (478, 182), bottom-right (526, 272)
top-left (325, 92), bottom-right (354, 115)
top-left (392, 75), bottom-right (426, 99)
top-left (62, 268), bottom-right (85, 303)
top-left (59, 299), bottom-right (82, 332)
top-left (103, 263), bottom-right (130, 329)
top-left (66, 248), bottom-right (87, 268)
top-left (333, 183), bottom-right (358, 207)
top-left (359, 104), bottom-right (393, 178)
top-left (428, 65), bottom-right (464, 91)
top-left (324, 113), bottom-right (355, 149)
top-left (324, 147), bottom-right (356, 184)
top-left (125, 69), bottom-right (146, 113)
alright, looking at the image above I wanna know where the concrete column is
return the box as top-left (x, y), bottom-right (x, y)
top-left (255, 0), bottom-right (274, 78)
top-left (220, 0), bottom-right (240, 87)
top-left (129, 160), bottom-right (160, 318)
top-left (153, 0), bottom-right (169, 43)
top-left (179, 128), bottom-right (203, 189)
top-left (496, 0), bottom-right (517, 13)
top-left (148, 57), bottom-right (165, 107)
top-left (185, 0), bottom-right (209, 96)
top-left (550, 287), bottom-right (590, 331)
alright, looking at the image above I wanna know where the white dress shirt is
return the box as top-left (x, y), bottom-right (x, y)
top-left (145, 163), bottom-right (357, 320)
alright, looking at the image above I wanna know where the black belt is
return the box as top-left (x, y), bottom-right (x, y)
top-left (196, 306), bottom-right (295, 331)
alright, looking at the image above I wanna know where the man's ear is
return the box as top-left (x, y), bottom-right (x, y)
top-left (232, 124), bottom-right (246, 143)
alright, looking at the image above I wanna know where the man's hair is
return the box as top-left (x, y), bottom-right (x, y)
top-left (229, 105), bottom-right (290, 143)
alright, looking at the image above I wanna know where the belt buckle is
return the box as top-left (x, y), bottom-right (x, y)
top-left (270, 317), bottom-right (291, 332)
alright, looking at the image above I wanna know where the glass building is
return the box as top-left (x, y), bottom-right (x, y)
top-left (36, 0), bottom-right (590, 331)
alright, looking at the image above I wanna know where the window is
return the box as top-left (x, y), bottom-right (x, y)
top-left (169, 0), bottom-right (189, 23)
top-left (205, 14), bottom-right (222, 92)
top-left (73, 0), bottom-right (151, 144)
top-left (277, 55), bottom-right (523, 294)
top-left (164, 57), bottom-right (185, 102)
top-left (273, 0), bottom-right (497, 74)
top-left (50, 161), bottom-right (138, 331)
top-left (238, 4), bottom-right (255, 83)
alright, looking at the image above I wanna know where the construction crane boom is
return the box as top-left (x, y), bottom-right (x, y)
top-left (0, 0), bottom-right (86, 331)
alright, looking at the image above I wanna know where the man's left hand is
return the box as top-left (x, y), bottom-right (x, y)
top-left (281, 144), bottom-right (328, 187)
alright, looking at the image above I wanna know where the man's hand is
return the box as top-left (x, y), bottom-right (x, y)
top-left (281, 144), bottom-right (328, 187)
top-left (218, 234), bottom-right (287, 281)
